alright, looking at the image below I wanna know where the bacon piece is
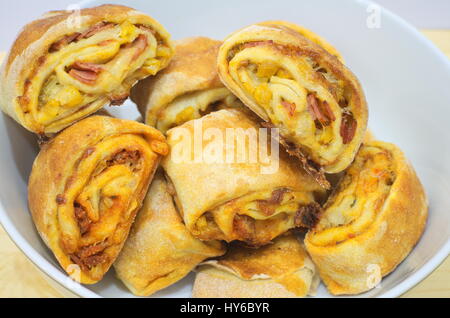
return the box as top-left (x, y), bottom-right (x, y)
top-left (257, 201), bottom-right (275, 216)
top-left (49, 33), bottom-right (81, 53)
top-left (69, 61), bottom-right (103, 84)
top-left (69, 69), bottom-right (98, 85)
top-left (72, 61), bottom-right (103, 74)
top-left (107, 150), bottom-right (141, 167)
top-left (74, 203), bottom-right (91, 236)
top-left (322, 101), bottom-right (336, 122)
top-left (294, 202), bottom-right (322, 228)
top-left (269, 188), bottom-right (290, 204)
top-left (340, 112), bottom-right (357, 144)
top-left (76, 22), bottom-right (115, 40)
top-left (98, 39), bottom-right (116, 46)
top-left (78, 241), bottom-right (108, 259)
top-left (70, 241), bottom-right (109, 270)
top-left (281, 100), bottom-right (296, 117)
top-left (256, 188), bottom-right (290, 217)
top-left (72, 62), bottom-right (102, 73)
top-left (83, 254), bottom-right (109, 268)
top-left (307, 94), bottom-right (327, 123)
top-left (307, 94), bottom-right (336, 126)
top-left (129, 34), bottom-right (148, 61)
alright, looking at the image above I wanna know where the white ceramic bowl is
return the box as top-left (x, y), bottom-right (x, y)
top-left (0, 0), bottom-right (449, 298)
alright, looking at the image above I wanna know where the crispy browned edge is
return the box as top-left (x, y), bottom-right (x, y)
top-left (305, 142), bottom-right (428, 295)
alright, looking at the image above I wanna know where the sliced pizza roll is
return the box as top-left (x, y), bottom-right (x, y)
top-left (0, 4), bottom-right (174, 134)
top-left (193, 234), bottom-right (319, 298)
top-left (114, 171), bottom-right (225, 296)
top-left (305, 141), bottom-right (428, 295)
top-left (132, 36), bottom-right (243, 133)
top-left (28, 116), bottom-right (168, 284)
top-left (218, 21), bottom-right (368, 187)
top-left (162, 109), bottom-right (324, 246)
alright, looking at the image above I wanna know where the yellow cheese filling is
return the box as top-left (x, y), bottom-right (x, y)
top-left (26, 21), bottom-right (172, 131)
top-left (57, 134), bottom-right (156, 280)
top-left (228, 45), bottom-right (350, 166)
top-left (156, 87), bottom-right (243, 133)
top-left (308, 145), bottom-right (395, 246)
top-left (193, 188), bottom-right (314, 244)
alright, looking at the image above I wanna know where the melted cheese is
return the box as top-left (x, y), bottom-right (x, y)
top-left (56, 133), bottom-right (158, 281)
top-left (194, 188), bottom-right (314, 243)
top-left (308, 145), bottom-right (395, 246)
top-left (157, 88), bottom-right (242, 133)
top-left (228, 45), bottom-right (346, 166)
top-left (29, 21), bottom-right (171, 130)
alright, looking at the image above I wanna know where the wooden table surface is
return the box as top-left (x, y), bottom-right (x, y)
top-left (0, 30), bottom-right (449, 298)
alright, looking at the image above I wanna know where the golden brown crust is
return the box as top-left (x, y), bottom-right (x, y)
top-left (192, 234), bottom-right (319, 298)
top-left (217, 21), bottom-right (368, 177)
top-left (6, 5), bottom-right (134, 72)
top-left (0, 4), bottom-right (174, 134)
top-left (162, 109), bottom-right (324, 246)
top-left (114, 171), bottom-right (225, 296)
top-left (28, 115), bottom-right (168, 284)
top-left (257, 21), bottom-right (344, 62)
top-left (131, 37), bottom-right (223, 125)
top-left (305, 141), bottom-right (428, 295)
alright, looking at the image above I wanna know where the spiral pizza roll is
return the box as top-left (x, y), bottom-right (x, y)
top-left (28, 116), bottom-right (168, 284)
top-left (162, 109), bottom-right (324, 246)
top-left (305, 141), bottom-right (428, 295)
top-left (218, 21), bottom-right (368, 187)
top-left (114, 171), bottom-right (225, 296)
top-left (193, 234), bottom-right (319, 298)
top-left (0, 4), bottom-right (174, 135)
top-left (131, 37), bottom-right (243, 133)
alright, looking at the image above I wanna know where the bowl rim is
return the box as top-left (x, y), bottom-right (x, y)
top-left (0, 0), bottom-right (449, 298)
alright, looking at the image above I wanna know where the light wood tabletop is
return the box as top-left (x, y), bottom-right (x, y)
top-left (0, 30), bottom-right (449, 298)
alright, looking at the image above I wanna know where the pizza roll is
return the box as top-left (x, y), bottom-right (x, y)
top-left (218, 21), bottom-right (368, 187)
top-left (305, 141), bottom-right (428, 295)
top-left (162, 109), bottom-right (324, 246)
top-left (28, 116), bottom-right (168, 284)
top-left (114, 171), bottom-right (225, 296)
top-left (0, 4), bottom-right (174, 134)
top-left (132, 36), bottom-right (243, 133)
top-left (193, 234), bottom-right (319, 298)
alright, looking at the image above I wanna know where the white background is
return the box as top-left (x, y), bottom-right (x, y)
top-left (0, 0), bottom-right (449, 51)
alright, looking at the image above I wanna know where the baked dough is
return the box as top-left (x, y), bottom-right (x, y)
top-left (162, 109), bottom-right (324, 246)
top-left (217, 21), bottom-right (368, 187)
top-left (28, 115), bottom-right (168, 284)
top-left (0, 4), bottom-right (174, 134)
top-left (131, 36), bottom-right (242, 133)
top-left (114, 171), bottom-right (225, 296)
top-left (305, 141), bottom-right (428, 295)
top-left (193, 234), bottom-right (319, 298)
